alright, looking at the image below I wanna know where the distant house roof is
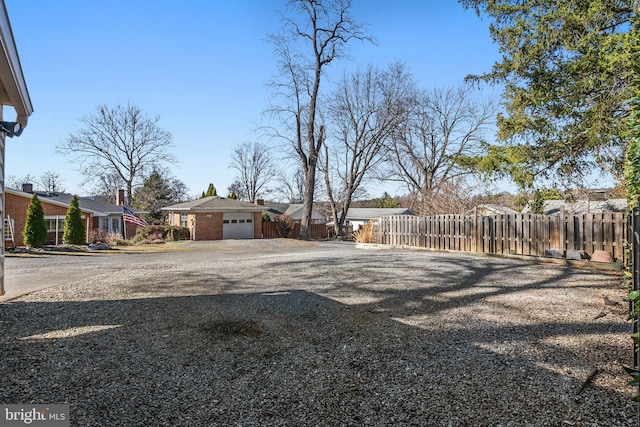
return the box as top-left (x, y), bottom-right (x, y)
top-left (345, 208), bottom-right (414, 221)
top-left (264, 202), bottom-right (289, 215)
top-left (523, 199), bottom-right (627, 215)
top-left (472, 204), bottom-right (518, 215)
top-left (162, 196), bottom-right (265, 212)
top-left (41, 193), bottom-right (146, 216)
top-left (283, 204), bottom-right (326, 221)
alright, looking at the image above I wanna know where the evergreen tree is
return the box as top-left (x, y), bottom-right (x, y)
top-left (227, 191), bottom-right (237, 199)
top-left (375, 192), bottom-right (399, 208)
top-left (62, 195), bottom-right (85, 245)
top-left (529, 190), bottom-right (545, 215)
top-left (201, 191), bottom-right (206, 198)
top-left (462, 0), bottom-right (637, 186)
top-left (131, 169), bottom-right (187, 222)
top-left (626, 65), bottom-right (640, 208)
top-left (205, 183), bottom-right (217, 197)
top-left (22, 194), bottom-right (47, 248)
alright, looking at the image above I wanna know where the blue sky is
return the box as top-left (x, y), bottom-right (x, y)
top-left (4, 0), bottom-right (503, 199)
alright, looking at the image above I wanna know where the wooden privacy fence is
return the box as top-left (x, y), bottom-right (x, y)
top-left (377, 212), bottom-right (626, 262)
top-left (262, 222), bottom-right (329, 240)
top-left (262, 222), bottom-right (353, 240)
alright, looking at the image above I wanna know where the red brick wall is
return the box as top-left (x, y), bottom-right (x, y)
top-left (253, 212), bottom-right (262, 239)
top-left (192, 212), bottom-right (223, 241)
top-left (167, 211), bottom-right (262, 241)
top-left (5, 192), bottom-right (92, 247)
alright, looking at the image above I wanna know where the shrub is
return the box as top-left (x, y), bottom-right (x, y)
top-left (352, 222), bottom-right (376, 243)
top-left (274, 214), bottom-right (295, 238)
top-left (132, 225), bottom-right (188, 243)
top-left (88, 229), bottom-right (108, 244)
top-left (62, 195), bottom-right (85, 245)
top-left (22, 194), bottom-right (47, 248)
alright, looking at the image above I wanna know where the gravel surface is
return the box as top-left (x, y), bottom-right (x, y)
top-left (0, 239), bottom-right (636, 426)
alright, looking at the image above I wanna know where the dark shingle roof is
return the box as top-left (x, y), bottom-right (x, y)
top-left (42, 193), bottom-right (145, 215)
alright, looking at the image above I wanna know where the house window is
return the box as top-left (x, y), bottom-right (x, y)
top-left (44, 217), bottom-right (65, 232)
top-left (101, 217), bottom-right (122, 233)
top-left (111, 217), bottom-right (121, 234)
top-left (180, 213), bottom-right (188, 228)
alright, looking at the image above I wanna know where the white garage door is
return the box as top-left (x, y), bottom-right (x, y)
top-left (223, 212), bottom-right (254, 239)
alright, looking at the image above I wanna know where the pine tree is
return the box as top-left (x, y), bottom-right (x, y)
top-left (205, 183), bottom-right (217, 197)
top-left (227, 191), bottom-right (237, 199)
top-left (62, 195), bottom-right (85, 245)
top-left (375, 192), bottom-right (399, 208)
top-left (22, 194), bottom-right (48, 248)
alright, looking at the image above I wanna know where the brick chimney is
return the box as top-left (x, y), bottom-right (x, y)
top-left (116, 189), bottom-right (125, 206)
top-left (22, 183), bottom-right (33, 193)
top-left (254, 199), bottom-right (265, 206)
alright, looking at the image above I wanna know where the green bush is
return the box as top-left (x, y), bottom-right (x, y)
top-left (22, 194), bottom-right (47, 248)
top-left (132, 225), bottom-right (189, 243)
top-left (62, 195), bottom-right (86, 245)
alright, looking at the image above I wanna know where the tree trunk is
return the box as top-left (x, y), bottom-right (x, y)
top-left (299, 158), bottom-right (317, 239)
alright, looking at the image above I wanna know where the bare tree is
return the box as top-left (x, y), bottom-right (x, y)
top-left (323, 62), bottom-right (415, 235)
top-left (267, 0), bottom-right (370, 238)
top-left (229, 141), bottom-right (276, 202)
top-left (227, 180), bottom-right (248, 201)
top-left (271, 167), bottom-right (306, 203)
top-left (89, 172), bottom-right (125, 204)
top-left (56, 103), bottom-right (176, 203)
top-left (383, 85), bottom-right (494, 215)
top-left (6, 173), bottom-right (36, 191)
top-left (38, 171), bottom-right (65, 194)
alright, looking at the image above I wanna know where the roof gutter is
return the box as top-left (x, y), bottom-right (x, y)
top-left (0, 1), bottom-right (32, 126)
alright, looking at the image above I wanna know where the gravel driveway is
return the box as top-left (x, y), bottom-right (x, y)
top-left (0, 239), bottom-right (635, 426)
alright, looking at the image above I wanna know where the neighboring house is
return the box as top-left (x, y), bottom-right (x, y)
top-left (522, 199), bottom-right (627, 215)
top-left (41, 192), bottom-right (146, 239)
top-left (282, 204), bottom-right (327, 224)
top-left (471, 204), bottom-right (518, 216)
top-left (0, 0), bottom-right (34, 295)
top-left (261, 201), bottom-right (290, 222)
top-left (340, 208), bottom-right (414, 229)
top-left (162, 196), bottom-right (264, 240)
top-left (5, 189), bottom-right (98, 248)
top-left (4, 188), bottom-right (147, 247)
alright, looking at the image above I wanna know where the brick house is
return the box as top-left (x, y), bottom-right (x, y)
top-left (5, 188), bottom-right (147, 248)
top-left (162, 196), bottom-right (264, 240)
top-left (5, 188), bottom-right (97, 247)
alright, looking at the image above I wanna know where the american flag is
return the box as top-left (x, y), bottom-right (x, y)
top-left (122, 206), bottom-right (148, 227)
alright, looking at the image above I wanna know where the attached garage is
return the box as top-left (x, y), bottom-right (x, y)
top-left (163, 196), bottom-right (264, 241)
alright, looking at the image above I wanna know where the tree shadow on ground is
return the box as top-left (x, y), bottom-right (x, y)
top-left (0, 281), bottom-right (634, 426)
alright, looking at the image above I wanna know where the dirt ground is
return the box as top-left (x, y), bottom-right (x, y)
top-left (0, 239), bottom-right (636, 426)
